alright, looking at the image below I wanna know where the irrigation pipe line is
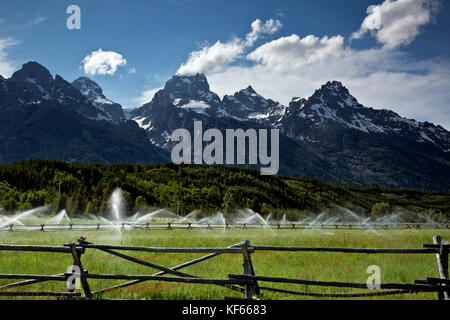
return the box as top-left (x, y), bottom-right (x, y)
top-left (1, 222), bottom-right (449, 232)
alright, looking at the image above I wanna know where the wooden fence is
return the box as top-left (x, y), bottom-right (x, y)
top-left (1, 222), bottom-right (449, 233)
top-left (0, 236), bottom-right (448, 300)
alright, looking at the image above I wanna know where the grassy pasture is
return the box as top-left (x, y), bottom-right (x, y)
top-left (0, 228), bottom-right (449, 300)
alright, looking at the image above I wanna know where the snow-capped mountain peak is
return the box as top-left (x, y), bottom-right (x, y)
top-left (281, 80), bottom-right (450, 151)
top-left (72, 77), bottom-right (103, 101)
top-left (72, 77), bottom-right (125, 121)
top-left (164, 73), bottom-right (211, 97)
top-left (138, 73), bottom-right (223, 119)
top-left (310, 81), bottom-right (361, 109)
top-left (222, 85), bottom-right (285, 122)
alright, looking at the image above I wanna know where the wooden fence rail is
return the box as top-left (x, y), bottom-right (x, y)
top-left (228, 274), bottom-right (443, 291)
top-left (251, 245), bottom-right (438, 254)
top-left (0, 236), bottom-right (448, 300)
top-left (75, 243), bottom-right (250, 254)
top-left (0, 244), bottom-right (84, 253)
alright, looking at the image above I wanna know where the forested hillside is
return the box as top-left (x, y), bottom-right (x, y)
top-left (0, 160), bottom-right (449, 221)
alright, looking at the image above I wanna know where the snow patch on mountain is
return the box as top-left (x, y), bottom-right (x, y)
top-left (134, 116), bottom-right (154, 131)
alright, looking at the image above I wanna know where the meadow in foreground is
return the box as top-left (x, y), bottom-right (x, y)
top-left (0, 228), bottom-right (448, 300)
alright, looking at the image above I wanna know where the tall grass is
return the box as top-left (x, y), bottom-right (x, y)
top-left (0, 229), bottom-right (448, 300)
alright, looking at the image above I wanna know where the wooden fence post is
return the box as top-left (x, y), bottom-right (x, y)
top-left (433, 235), bottom-right (449, 300)
top-left (240, 240), bottom-right (260, 299)
top-left (69, 241), bottom-right (92, 299)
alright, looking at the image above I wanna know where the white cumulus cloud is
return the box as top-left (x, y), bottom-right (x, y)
top-left (176, 18), bottom-right (282, 75)
top-left (82, 49), bottom-right (127, 75)
top-left (351, 0), bottom-right (440, 48)
top-left (176, 38), bottom-right (244, 76)
top-left (245, 18), bottom-right (283, 46)
top-left (247, 34), bottom-right (345, 71)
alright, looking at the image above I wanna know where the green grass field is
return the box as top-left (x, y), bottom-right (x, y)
top-left (0, 229), bottom-right (449, 300)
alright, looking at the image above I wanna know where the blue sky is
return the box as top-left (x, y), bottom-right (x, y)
top-left (0, 0), bottom-right (449, 128)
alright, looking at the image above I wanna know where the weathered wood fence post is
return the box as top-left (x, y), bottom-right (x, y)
top-left (69, 241), bottom-right (92, 299)
top-left (240, 240), bottom-right (259, 299)
top-left (433, 235), bottom-right (449, 300)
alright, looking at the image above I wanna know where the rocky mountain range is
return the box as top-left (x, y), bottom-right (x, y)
top-left (0, 62), bottom-right (168, 164)
top-left (1, 61), bottom-right (449, 191)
